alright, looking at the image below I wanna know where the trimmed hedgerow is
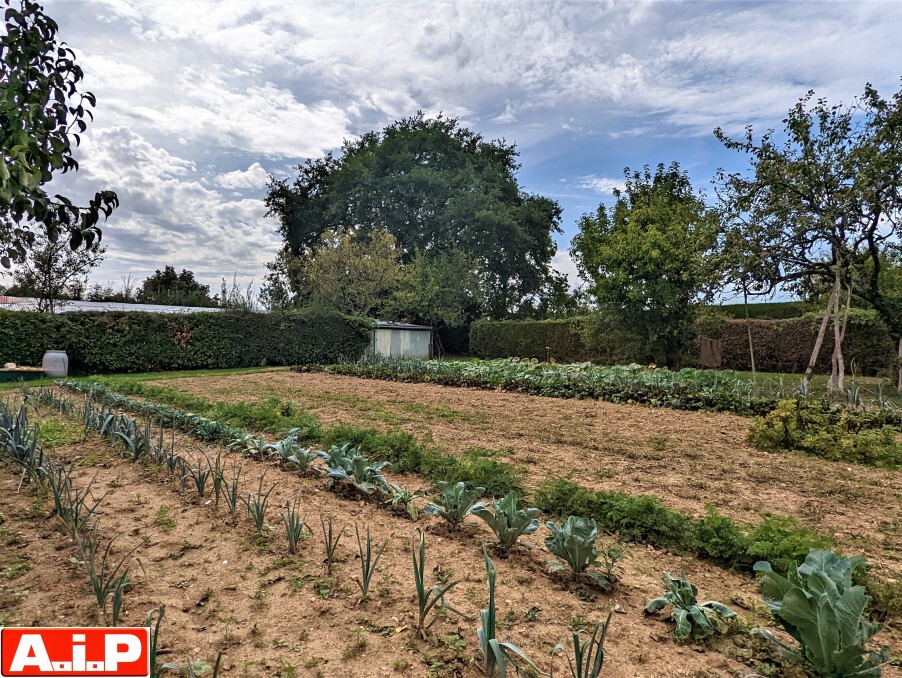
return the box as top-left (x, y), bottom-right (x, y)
top-left (465, 311), bottom-right (894, 375)
top-left (0, 308), bottom-right (371, 374)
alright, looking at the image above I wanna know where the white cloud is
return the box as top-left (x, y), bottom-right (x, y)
top-left (216, 163), bottom-right (271, 190)
top-left (551, 251), bottom-right (583, 289)
top-left (37, 0), bottom-right (902, 295)
top-left (579, 176), bottom-right (623, 195)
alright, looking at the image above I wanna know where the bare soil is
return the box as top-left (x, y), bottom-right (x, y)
top-left (0, 419), bottom-right (781, 678)
top-left (155, 372), bottom-right (902, 579)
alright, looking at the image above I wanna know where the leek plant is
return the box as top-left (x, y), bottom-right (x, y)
top-left (241, 474), bottom-right (275, 532)
top-left (283, 496), bottom-right (310, 555)
top-left (354, 524), bottom-right (389, 603)
top-left (76, 530), bottom-right (143, 627)
top-left (551, 612), bottom-right (612, 678)
top-left (412, 529), bottom-right (460, 637)
top-left (478, 547), bottom-right (542, 676)
top-left (320, 514), bottom-right (344, 574)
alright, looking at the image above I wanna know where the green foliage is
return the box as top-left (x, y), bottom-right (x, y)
top-left (535, 479), bottom-right (830, 576)
top-left (477, 547), bottom-right (542, 677)
top-left (423, 481), bottom-right (487, 528)
top-left (473, 491), bottom-right (540, 553)
top-left (467, 313), bottom-right (895, 376)
top-left (137, 266), bottom-right (217, 307)
top-left (643, 572), bottom-right (736, 642)
top-left (0, 308), bottom-right (371, 374)
top-left (545, 516), bottom-right (623, 591)
top-left (265, 111), bottom-right (562, 319)
top-left (753, 549), bottom-right (890, 676)
top-left (571, 162), bottom-right (722, 367)
top-left (470, 318), bottom-right (591, 362)
top-left (714, 301), bottom-right (812, 320)
top-left (0, 0), bottom-right (118, 267)
top-left (749, 399), bottom-right (902, 469)
top-left (551, 612), bottom-right (612, 678)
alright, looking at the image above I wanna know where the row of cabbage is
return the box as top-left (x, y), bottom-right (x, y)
top-left (303, 357), bottom-right (901, 418)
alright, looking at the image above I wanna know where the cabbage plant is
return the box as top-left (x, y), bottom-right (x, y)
top-left (753, 549), bottom-right (890, 677)
top-left (473, 491), bottom-right (540, 552)
top-left (424, 481), bottom-right (487, 528)
top-left (545, 516), bottom-right (623, 591)
top-left (643, 572), bottom-right (735, 642)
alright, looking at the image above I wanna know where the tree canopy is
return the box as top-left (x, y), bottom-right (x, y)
top-left (265, 112), bottom-right (562, 319)
top-left (3, 229), bottom-right (104, 311)
top-left (716, 82), bottom-right (902, 388)
top-left (137, 266), bottom-right (217, 307)
top-left (1, 0), bottom-right (118, 267)
top-left (571, 162), bottom-right (721, 367)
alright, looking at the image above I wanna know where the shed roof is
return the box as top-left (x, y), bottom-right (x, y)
top-left (374, 320), bottom-right (432, 331)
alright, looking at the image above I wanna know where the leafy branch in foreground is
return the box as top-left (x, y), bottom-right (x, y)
top-left (753, 549), bottom-right (890, 677)
top-left (643, 572), bottom-right (735, 642)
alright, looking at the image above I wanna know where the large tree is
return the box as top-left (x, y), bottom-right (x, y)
top-left (3, 228), bottom-right (104, 311)
top-left (1, 0), bottom-right (118, 267)
top-left (137, 266), bottom-right (217, 307)
top-left (571, 162), bottom-right (722, 367)
top-left (265, 113), bottom-right (562, 319)
top-left (716, 83), bottom-right (902, 391)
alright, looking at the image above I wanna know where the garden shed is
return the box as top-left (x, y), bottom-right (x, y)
top-left (371, 320), bottom-right (433, 359)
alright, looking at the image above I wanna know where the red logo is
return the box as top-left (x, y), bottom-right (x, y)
top-left (0, 628), bottom-right (149, 677)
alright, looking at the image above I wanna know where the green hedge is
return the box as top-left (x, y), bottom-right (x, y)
top-left (716, 313), bottom-right (894, 375)
top-left (469, 318), bottom-right (591, 362)
top-left (714, 301), bottom-right (811, 320)
top-left (0, 308), bottom-right (371, 374)
top-left (469, 311), bottom-right (895, 376)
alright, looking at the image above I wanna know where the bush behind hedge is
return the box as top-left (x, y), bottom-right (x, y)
top-left (0, 308), bottom-right (371, 374)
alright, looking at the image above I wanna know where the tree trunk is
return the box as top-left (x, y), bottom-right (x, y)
top-left (827, 283), bottom-right (851, 393)
top-left (802, 272), bottom-right (840, 392)
top-left (897, 337), bottom-right (902, 394)
top-left (743, 285), bottom-right (756, 380)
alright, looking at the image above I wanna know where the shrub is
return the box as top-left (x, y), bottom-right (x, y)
top-left (749, 399), bottom-right (902, 470)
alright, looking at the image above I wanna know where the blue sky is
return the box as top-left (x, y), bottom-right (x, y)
top-left (24, 0), bottom-right (902, 303)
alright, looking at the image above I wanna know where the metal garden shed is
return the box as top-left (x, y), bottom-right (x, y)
top-left (371, 320), bottom-right (433, 359)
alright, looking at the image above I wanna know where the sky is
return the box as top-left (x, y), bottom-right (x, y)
top-left (21, 0), bottom-right (902, 303)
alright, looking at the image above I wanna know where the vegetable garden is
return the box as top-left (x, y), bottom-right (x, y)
top-left (0, 361), bottom-right (899, 677)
